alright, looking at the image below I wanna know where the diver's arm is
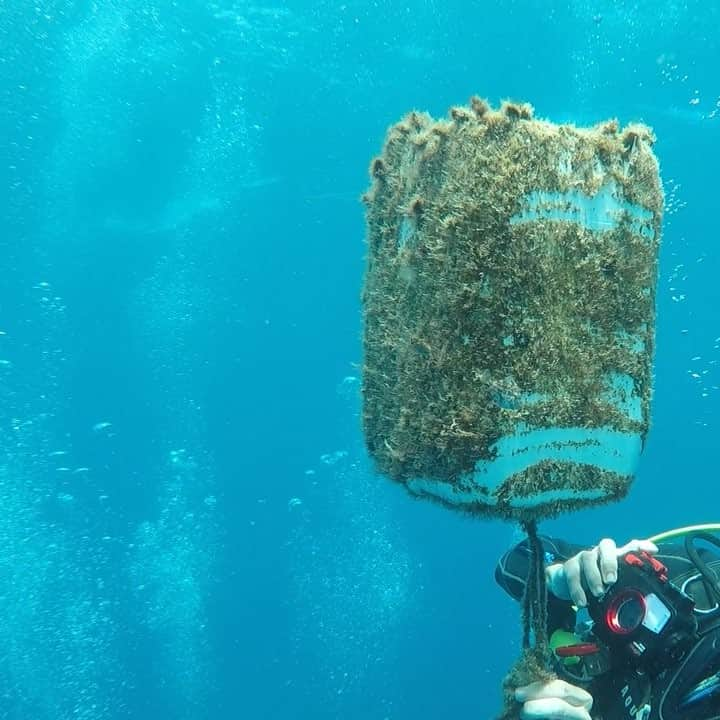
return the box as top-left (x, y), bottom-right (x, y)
top-left (496, 536), bottom-right (659, 605)
top-left (495, 536), bottom-right (583, 601)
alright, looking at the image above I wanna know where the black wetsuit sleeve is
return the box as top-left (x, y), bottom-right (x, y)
top-left (495, 535), bottom-right (586, 633)
top-left (495, 535), bottom-right (585, 601)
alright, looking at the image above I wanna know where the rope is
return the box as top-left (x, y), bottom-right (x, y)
top-left (521, 519), bottom-right (549, 655)
top-left (499, 519), bottom-right (555, 719)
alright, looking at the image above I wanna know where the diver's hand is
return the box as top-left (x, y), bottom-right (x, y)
top-left (546, 538), bottom-right (658, 607)
top-left (515, 679), bottom-right (593, 720)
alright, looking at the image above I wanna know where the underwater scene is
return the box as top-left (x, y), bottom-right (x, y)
top-left (1, 1), bottom-right (719, 718)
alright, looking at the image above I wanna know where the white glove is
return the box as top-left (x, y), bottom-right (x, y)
top-left (515, 679), bottom-right (593, 720)
top-left (545, 538), bottom-right (658, 607)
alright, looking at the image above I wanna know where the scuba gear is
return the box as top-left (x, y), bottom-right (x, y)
top-left (583, 528), bottom-right (720, 719)
top-left (546, 527), bottom-right (720, 718)
top-left (656, 531), bottom-right (720, 719)
top-left (648, 523), bottom-right (720, 545)
top-left (549, 627), bottom-right (610, 678)
top-left (581, 529), bottom-right (720, 677)
top-left (649, 524), bottom-right (720, 615)
top-left (679, 670), bottom-right (720, 710)
top-left (495, 528), bottom-right (720, 718)
top-left (549, 620), bottom-right (612, 682)
top-left (649, 625), bottom-right (720, 719)
top-left (550, 629), bottom-right (585, 666)
top-left (684, 532), bottom-right (720, 611)
top-left (587, 550), bottom-right (698, 674)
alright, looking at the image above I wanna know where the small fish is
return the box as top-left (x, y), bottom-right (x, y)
top-left (93, 422), bottom-right (112, 433)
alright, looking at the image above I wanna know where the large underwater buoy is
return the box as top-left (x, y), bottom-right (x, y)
top-left (360, 97), bottom-right (663, 717)
top-left (362, 97), bottom-right (662, 521)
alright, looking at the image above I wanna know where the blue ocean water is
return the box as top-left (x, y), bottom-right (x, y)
top-left (1, 1), bottom-right (719, 718)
